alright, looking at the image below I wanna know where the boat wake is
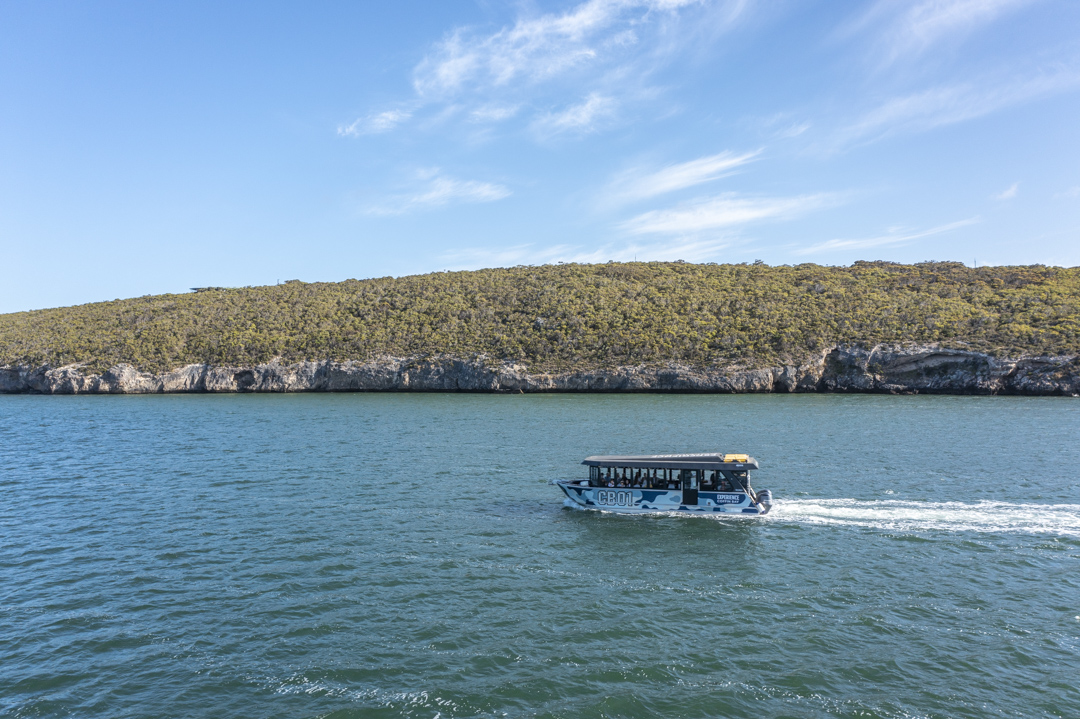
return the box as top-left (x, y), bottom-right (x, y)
top-left (772, 498), bottom-right (1080, 537)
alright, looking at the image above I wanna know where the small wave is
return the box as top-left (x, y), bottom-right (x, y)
top-left (771, 498), bottom-right (1080, 537)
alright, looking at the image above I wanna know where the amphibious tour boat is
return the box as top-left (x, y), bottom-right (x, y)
top-left (555, 453), bottom-right (773, 515)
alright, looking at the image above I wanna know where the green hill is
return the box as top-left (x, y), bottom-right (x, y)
top-left (1, 261), bottom-right (1078, 374)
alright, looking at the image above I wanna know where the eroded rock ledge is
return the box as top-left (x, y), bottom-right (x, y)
top-left (1, 344), bottom-right (1078, 395)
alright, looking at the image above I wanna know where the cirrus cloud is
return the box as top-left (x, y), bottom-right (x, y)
top-left (341, 0), bottom-right (748, 142)
top-left (531, 92), bottom-right (617, 137)
top-left (338, 109), bottom-right (413, 136)
top-left (603, 149), bottom-right (761, 207)
top-left (842, 0), bottom-right (1036, 67)
top-left (833, 63), bottom-right (1080, 147)
top-left (794, 217), bottom-right (980, 255)
top-left (412, 0), bottom-right (704, 98)
top-left (364, 170), bottom-right (511, 216)
top-left (622, 192), bottom-right (839, 235)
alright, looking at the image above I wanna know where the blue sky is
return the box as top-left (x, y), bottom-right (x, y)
top-left (1, 0), bottom-right (1078, 313)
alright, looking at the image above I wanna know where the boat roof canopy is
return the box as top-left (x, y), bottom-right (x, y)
top-left (582, 453), bottom-right (759, 471)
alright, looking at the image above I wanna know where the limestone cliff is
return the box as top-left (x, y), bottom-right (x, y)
top-left (1, 344), bottom-right (1077, 395)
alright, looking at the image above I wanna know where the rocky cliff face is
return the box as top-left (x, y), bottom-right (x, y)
top-left (1, 344), bottom-right (1078, 395)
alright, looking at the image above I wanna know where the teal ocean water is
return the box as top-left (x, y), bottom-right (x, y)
top-left (2, 393), bottom-right (1079, 718)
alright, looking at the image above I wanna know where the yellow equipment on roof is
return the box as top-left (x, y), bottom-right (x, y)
top-left (723, 453), bottom-right (750, 463)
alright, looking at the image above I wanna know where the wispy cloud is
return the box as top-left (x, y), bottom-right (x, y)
top-left (1054, 186), bottom-right (1080, 199)
top-left (835, 65), bottom-right (1080, 146)
top-left (569, 235), bottom-right (736, 263)
top-left (775, 121), bottom-right (810, 139)
top-left (622, 192), bottom-right (838, 235)
top-left (531, 93), bottom-right (617, 136)
top-left (604, 149), bottom-right (760, 206)
top-left (441, 235), bottom-right (735, 269)
top-left (752, 113), bottom-right (812, 140)
top-left (844, 0), bottom-right (1035, 66)
top-left (364, 170), bottom-right (511, 216)
top-left (412, 0), bottom-right (703, 98)
top-left (341, 0), bottom-right (747, 141)
top-left (468, 104), bottom-right (521, 123)
top-left (794, 217), bottom-right (980, 255)
top-left (441, 243), bottom-right (579, 268)
top-left (993, 183), bottom-right (1019, 201)
top-left (338, 109), bottom-right (412, 136)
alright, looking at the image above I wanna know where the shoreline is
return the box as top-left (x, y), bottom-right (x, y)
top-left (2, 344), bottom-right (1078, 396)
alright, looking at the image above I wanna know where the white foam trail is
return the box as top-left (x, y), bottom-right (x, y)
top-left (772, 498), bottom-right (1080, 537)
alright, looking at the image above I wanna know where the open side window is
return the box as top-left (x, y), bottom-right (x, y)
top-left (679, 469), bottom-right (703, 489)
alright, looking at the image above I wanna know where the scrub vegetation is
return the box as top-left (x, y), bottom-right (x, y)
top-left (1, 261), bottom-right (1078, 374)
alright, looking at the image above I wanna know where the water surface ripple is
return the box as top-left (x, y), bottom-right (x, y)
top-left (1, 393), bottom-right (1078, 718)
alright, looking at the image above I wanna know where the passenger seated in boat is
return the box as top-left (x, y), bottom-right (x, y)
top-left (606, 477), bottom-right (615, 487)
top-left (718, 477), bottom-right (733, 491)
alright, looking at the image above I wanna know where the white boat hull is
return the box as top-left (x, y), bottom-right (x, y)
top-left (556, 480), bottom-right (768, 515)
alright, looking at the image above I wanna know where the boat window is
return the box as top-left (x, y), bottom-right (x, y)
top-left (679, 469), bottom-right (704, 489)
top-left (610, 467), bottom-right (644, 488)
top-left (594, 466), bottom-right (615, 487)
top-left (582, 466), bottom-right (753, 491)
top-left (598, 467), bottom-right (633, 487)
top-left (588, 466), bottom-right (744, 490)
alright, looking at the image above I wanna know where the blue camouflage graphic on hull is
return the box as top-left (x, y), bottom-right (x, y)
top-left (556, 481), bottom-right (764, 514)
